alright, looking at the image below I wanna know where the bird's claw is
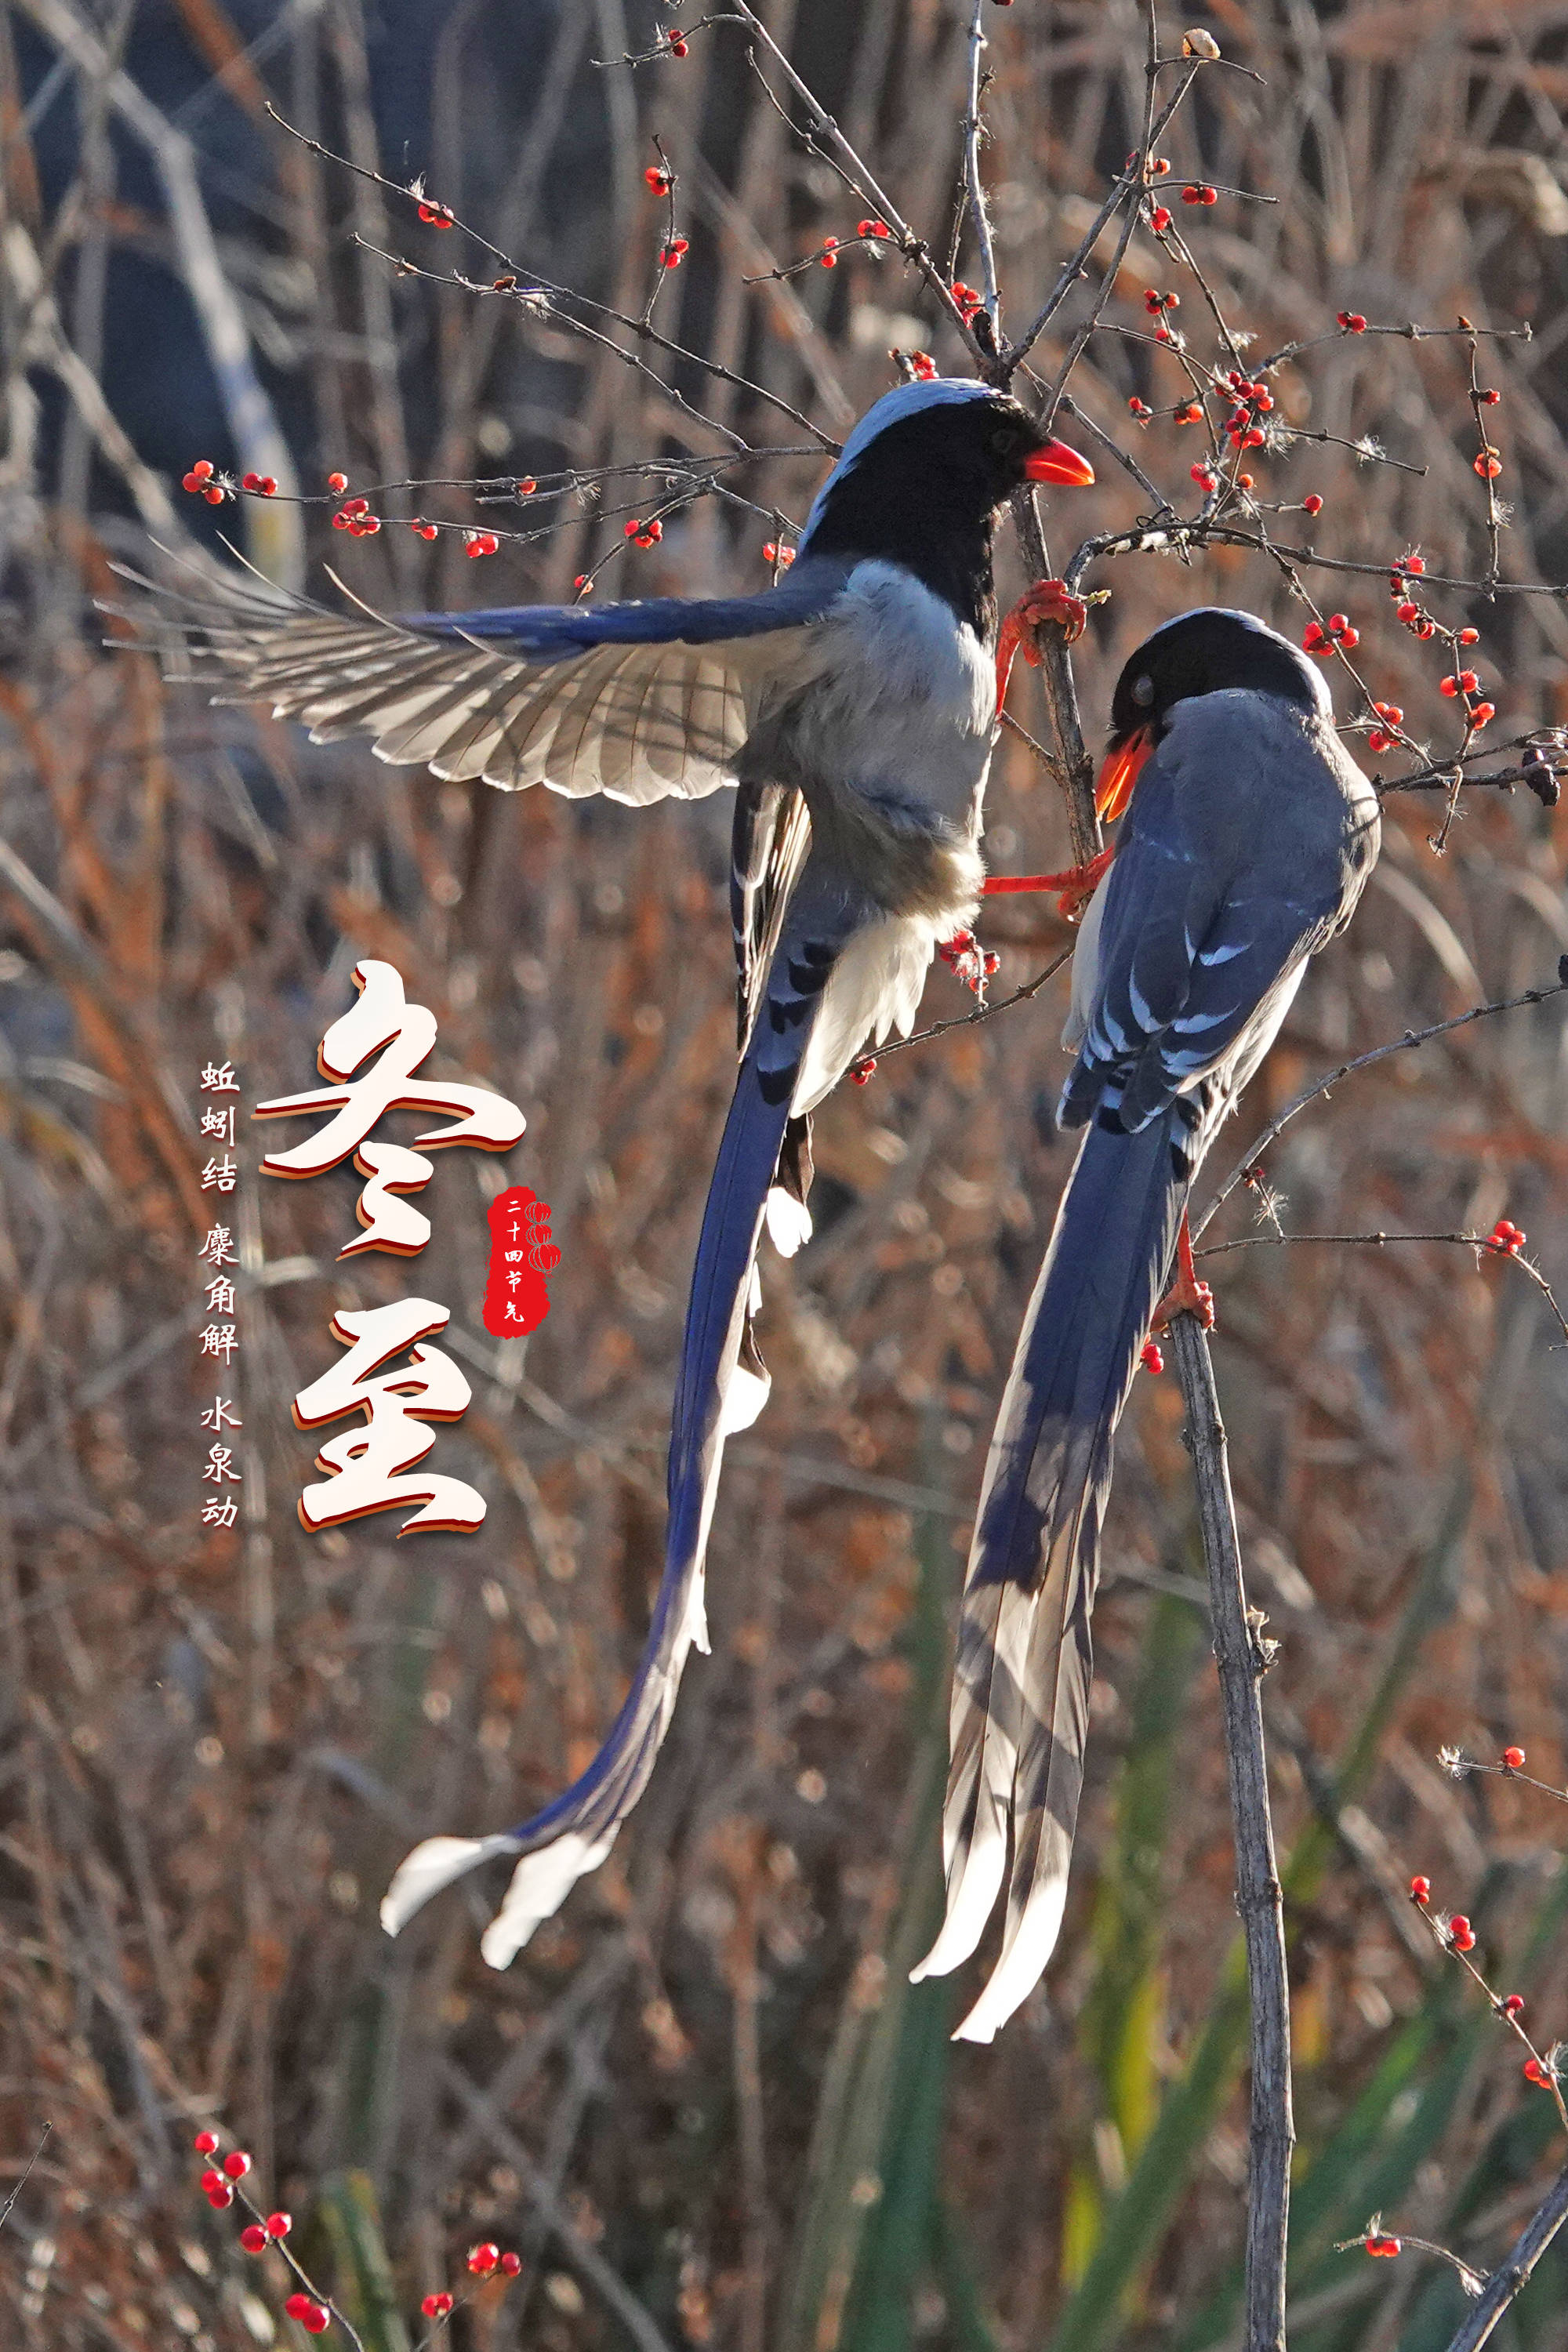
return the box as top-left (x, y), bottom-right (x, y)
top-left (996, 578), bottom-right (1090, 706)
top-left (1152, 1214), bottom-right (1215, 1333)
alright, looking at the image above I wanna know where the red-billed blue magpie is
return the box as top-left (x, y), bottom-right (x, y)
top-left (913, 608), bottom-right (1380, 2041)
top-left (117, 377), bottom-right (1095, 1962)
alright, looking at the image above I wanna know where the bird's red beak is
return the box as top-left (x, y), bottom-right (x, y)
top-left (1095, 726), bottom-right (1152, 821)
top-left (1023, 437), bottom-right (1096, 488)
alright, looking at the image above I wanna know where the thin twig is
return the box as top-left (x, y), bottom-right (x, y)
top-left (1170, 1313), bottom-right (1292, 2352)
top-left (1195, 967), bottom-right (1568, 1241)
top-left (1442, 2161), bottom-right (1568, 2352)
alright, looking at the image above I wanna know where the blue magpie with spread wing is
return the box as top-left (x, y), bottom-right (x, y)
top-left (913, 608), bottom-right (1380, 2041)
top-left (118, 376), bottom-right (1095, 1963)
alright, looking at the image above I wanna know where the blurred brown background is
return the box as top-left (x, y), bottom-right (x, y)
top-left (2, 3), bottom-right (1568, 2348)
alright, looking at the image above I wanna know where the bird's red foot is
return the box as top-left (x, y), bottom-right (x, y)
top-left (982, 844), bottom-right (1114, 922)
top-left (1152, 1212), bottom-right (1215, 1333)
top-left (996, 578), bottom-right (1090, 705)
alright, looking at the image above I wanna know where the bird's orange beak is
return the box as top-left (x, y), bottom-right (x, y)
top-left (1023, 437), bottom-right (1096, 488)
top-left (1095, 726), bottom-right (1152, 821)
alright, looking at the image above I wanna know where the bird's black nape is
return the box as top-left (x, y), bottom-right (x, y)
top-left (800, 390), bottom-right (1053, 641)
top-left (1106, 607), bottom-right (1330, 746)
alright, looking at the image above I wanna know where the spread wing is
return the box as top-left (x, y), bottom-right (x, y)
top-left (108, 551), bottom-right (849, 806)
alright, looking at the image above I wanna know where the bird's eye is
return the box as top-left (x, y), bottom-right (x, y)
top-left (1131, 672), bottom-right (1156, 707)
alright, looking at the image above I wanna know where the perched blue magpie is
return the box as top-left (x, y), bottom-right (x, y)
top-left (122, 377), bottom-right (1095, 1962)
top-left (912, 608), bottom-right (1380, 2039)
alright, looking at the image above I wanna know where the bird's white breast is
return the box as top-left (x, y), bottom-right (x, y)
top-left (773, 560), bottom-right (996, 831)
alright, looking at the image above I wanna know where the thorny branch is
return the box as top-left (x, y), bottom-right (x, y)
top-left (1442, 2161), bottom-right (1568, 2352)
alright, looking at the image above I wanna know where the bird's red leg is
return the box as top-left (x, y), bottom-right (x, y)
top-left (982, 847), bottom-right (1114, 921)
top-left (995, 577), bottom-right (1089, 708)
top-left (1152, 1210), bottom-right (1215, 1333)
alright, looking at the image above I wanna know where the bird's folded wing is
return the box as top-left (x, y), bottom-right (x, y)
top-left (1061, 720), bottom-right (1345, 1136)
top-left (108, 552), bottom-right (848, 805)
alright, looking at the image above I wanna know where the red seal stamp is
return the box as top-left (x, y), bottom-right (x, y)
top-left (482, 1185), bottom-right (559, 1337)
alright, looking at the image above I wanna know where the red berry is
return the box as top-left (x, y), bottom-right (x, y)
top-left (661, 238), bottom-right (689, 268)
top-left (909, 352), bottom-right (936, 377)
top-left (204, 485), bottom-right (224, 504)
top-left (361, 514), bottom-right (381, 534)
top-left (241, 472), bottom-right (261, 493)
top-left (1373, 702), bottom-right (1403, 724)
top-left (1475, 450), bottom-right (1503, 478)
top-left (1182, 185), bottom-right (1203, 205)
top-left (422, 2292), bottom-right (455, 2318)
top-left (285, 2294), bottom-right (314, 2320)
top-left (1175, 402), bottom-right (1203, 424)
top-left (182, 473), bottom-right (201, 493)
top-left (191, 459), bottom-right (214, 481)
top-left (326, 471), bottom-right (347, 495)
top-left (332, 511), bottom-right (351, 530)
top-left (303, 2308), bottom-right (329, 2335)
top-left (1128, 396), bottom-right (1149, 416)
top-left (850, 1058), bottom-right (876, 1085)
top-left (1367, 731), bottom-right (1390, 754)
top-left (668, 33), bottom-right (688, 54)
top-left (1191, 464), bottom-right (1215, 488)
top-left (1396, 601), bottom-right (1419, 624)
top-left (644, 166), bottom-right (672, 193)
top-left (1149, 155), bottom-right (1171, 176)
top-left (1141, 1340), bottom-right (1164, 1375)
top-left (1470, 701), bottom-right (1495, 727)
top-left (468, 2242), bottom-right (500, 2276)
top-left (1459, 626), bottom-right (1479, 644)
top-left (200, 2169), bottom-right (223, 2193)
top-left (1410, 1875), bottom-right (1430, 1902)
top-left (1526, 2057), bottom-right (1552, 2085)
top-left (1367, 2234), bottom-right (1401, 2258)
top-left (1150, 205), bottom-right (1172, 233)
top-left (1302, 623), bottom-right (1325, 650)
top-left (1337, 310), bottom-right (1367, 332)
top-left (260, 477), bottom-right (277, 496)
top-left (241, 2225), bottom-right (267, 2252)
top-left (499, 2252), bottom-right (522, 2276)
top-left (820, 239), bottom-right (839, 267)
top-left (223, 2151), bottom-right (251, 2179)
top-left (1503, 1747), bottom-right (1526, 1770)
top-left (205, 2185), bottom-right (234, 2209)
top-left (193, 2132), bottom-right (220, 2155)
top-left (267, 2212), bottom-right (291, 2238)
top-left (1502, 1994), bottom-right (1526, 2019)
top-left (1449, 1915), bottom-right (1475, 1951)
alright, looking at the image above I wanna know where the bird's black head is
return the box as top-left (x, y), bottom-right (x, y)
top-left (797, 380), bottom-right (1094, 640)
top-left (1098, 607), bottom-right (1331, 818)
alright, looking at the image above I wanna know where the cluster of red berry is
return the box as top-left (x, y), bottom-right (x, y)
top-left (1139, 1339), bottom-right (1164, 1376)
top-left (760, 540), bottom-right (795, 568)
top-left (1363, 2231), bottom-right (1402, 2258)
top-left (819, 238), bottom-right (840, 267)
top-left (466, 531), bottom-right (500, 558)
top-left (663, 28), bottom-right (689, 56)
top-left (1487, 1219), bottom-right (1526, 1256)
top-left (183, 462), bottom-right (223, 504)
top-left (1336, 309), bottom-right (1368, 333)
top-left (1181, 183), bottom-right (1218, 205)
top-left (416, 199), bottom-right (454, 229)
top-left (951, 281), bottom-right (985, 322)
top-left (937, 929), bottom-right (1000, 994)
top-left (1143, 286), bottom-right (1181, 343)
top-left (850, 1057), bottom-right (877, 1085)
top-left (644, 165), bottom-right (673, 194)
top-left (624, 517), bottom-right (664, 550)
top-left (190, 2132), bottom-right (327, 2332)
top-left (1220, 370), bottom-right (1272, 451)
top-left (240, 470), bottom-right (278, 495)
top-left (661, 236), bottom-right (690, 270)
top-left (907, 351), bottom-right (938, 380)
top-left (1366, 701), bottom-right (1403, 755)
top-left (857, 217), bottom-right (893, 241)
top-left (332, 497), bottom-right (380, 537)
top-left (1301, 612), bottom-right (1359, 657)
